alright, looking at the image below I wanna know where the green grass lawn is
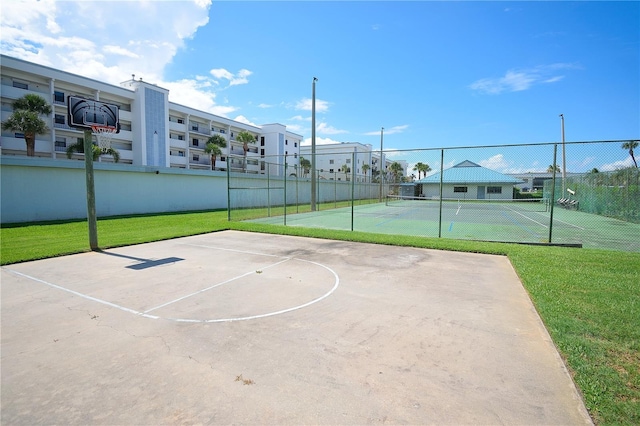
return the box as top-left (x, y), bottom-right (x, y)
top-left (1, 210), bottom-right (638, 424)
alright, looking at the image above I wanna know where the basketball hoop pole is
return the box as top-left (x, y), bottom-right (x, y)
top-left (83, 129), bottom-right (99, 250)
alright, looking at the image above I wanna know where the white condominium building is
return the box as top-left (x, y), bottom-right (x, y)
top-left (300, 142), bottom-right (409, 183)
top-left (0, 55), bottom-right (302, 175)
top-left (300, 142), bottom-right (380, 183)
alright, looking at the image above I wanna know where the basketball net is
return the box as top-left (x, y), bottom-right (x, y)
top-left (91, 125), bottom-right (116, 151)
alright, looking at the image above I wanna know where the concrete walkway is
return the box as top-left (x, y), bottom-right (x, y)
top-left (1, 230), bottom-right (592, 425)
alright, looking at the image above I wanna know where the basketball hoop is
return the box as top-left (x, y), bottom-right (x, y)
top-left (91, 125), bottom-right (116, 150)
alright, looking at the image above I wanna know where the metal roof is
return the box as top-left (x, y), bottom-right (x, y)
top-left (417, 160), bottom-right (524, 184)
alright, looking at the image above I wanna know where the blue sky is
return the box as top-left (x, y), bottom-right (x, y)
top-left (1, 0), bottom-right (638, 173)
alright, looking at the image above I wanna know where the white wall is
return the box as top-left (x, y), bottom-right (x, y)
top-left (421, 184), bottom-right (514, 200)
top-left (1, 157), bottom-right (386, 223)
top-left (1, 157), bottom-right (228, 223)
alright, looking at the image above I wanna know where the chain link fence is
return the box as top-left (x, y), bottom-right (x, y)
top-left (228, 140), bottom-right (639, 252)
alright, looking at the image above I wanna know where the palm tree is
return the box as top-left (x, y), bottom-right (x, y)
top-left (236, 130), bottom-right (256, 172)
top-left (299, 157), bottom-right (311, 178)
top-left (340, 164), bottom-right (350, 181)
top-left (362, 164), bottom-right (370, 182)
top-left (413, 162), bottom-right (432, 179)
top-left (622, 140), bottom-right (639, 168)
top-left (65, 139), bottom-right (120, 162)
top-left (547, 164), bottom-right (560, 173)
top-left (389, 162), bottom-right (403, 183)
top-left (1, 94), bottom-right (52, 157)
top-left (205, 134), bottom-right (227, 170)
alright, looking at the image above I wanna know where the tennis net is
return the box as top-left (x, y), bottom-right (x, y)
top-left (385, 195), bottom-right (549, 212)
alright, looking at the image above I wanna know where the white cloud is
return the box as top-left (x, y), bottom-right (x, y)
top-left (295, 98), bottom-right (330, 113)
top-left (233, 115), bottom-right (258, 127)
top-left (470, 63), bottom-right (579, 95)
top-left (317, 122), bottom-right (348, 135)
top-left (258, 103), bottom-right (273, 109)
top-left (301, 137), bottom-right (343, 146)
top-left (103, 45), bottom-right (139, 59)
top-left (210, 68), bottom-right (252, 86)
top-left (600, 156), bottom-right (635, 171)
top-left (479, 154), bottom-right (510, 170)
top-left (364, 125), bottom-right (408, 136)
top-left (0, 0), bottom-right (247, 116)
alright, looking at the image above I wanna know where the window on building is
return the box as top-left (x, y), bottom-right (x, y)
top-left (329, 159), bottom-right (334, 164)
top-left (285, 140), bottom-right (288, 145)
top-left (220, 129), bottom-right (225, 134)
top-left (285, 151), bottom-right (288, 156)
top-left (329, 168), bottom-right (334, 173)
top-left (260, 137), bottom-right (265, 146)
top-left (178, 118), bottom-right (184, 124)
top-left (294, 142), bottom-right (297, 148)
top-left (13, 81), bottom-right (28, 90)
top-left (191, 124), bottom-right (199, 131)
top-left (346, 159), bottom-right (351, 164)
top-left (454, 186), bottom-right (468, 193)
top-left (15, 132), bottom-right (25, 139)
top-left (192, 139), bottom-right (199, 146)
top-left (54, 114), bottom-right (65, 125)
top-left (294, 153), bottom-right (298, 158)
top-left (193, 154), bottom-right (199, 161)
top-left (54, 91), bottom-right (65, 103)
top-left (487, 186), bottom-right (502, 194)
top-left (55, 138), bottom-right (66, 152)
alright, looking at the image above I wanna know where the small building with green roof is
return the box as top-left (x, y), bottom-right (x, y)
top-left (415, 160), bottom-right (524, 200)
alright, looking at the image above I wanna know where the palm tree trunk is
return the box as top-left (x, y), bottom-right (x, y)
top-left (629, 149), bottom-right (638, 168)
top-left (25, 134), bottom-right (36, 157)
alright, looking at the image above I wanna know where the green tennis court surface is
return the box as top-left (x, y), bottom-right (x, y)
top-left (249, 200), bottom-right (640, 252)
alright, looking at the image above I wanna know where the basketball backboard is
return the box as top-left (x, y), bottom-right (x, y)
top-left (67, 96), bottom-right (120, 132)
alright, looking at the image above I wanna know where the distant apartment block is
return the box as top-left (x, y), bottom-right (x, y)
top-left (0, 55), bottom-right (302, 175)
top-left (300, 142), bottom-right (407, 183)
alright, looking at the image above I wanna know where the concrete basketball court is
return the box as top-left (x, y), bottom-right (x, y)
top-left (1, 230), bottom-right (591, 425)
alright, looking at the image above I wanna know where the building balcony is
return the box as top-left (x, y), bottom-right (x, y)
top-left (0, 84), bottom-right (50, 101)
top-left (169, 121), bottom-right (186, 132)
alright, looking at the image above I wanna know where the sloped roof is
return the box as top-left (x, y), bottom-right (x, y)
top-left (417, 160), bottom-right (523, 184)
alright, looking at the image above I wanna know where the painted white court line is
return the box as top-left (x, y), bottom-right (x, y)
top-left (503, 205), bottom-right (549, 228)
top-left (3, 268), bottom-right (160, 320)
top-left (2, 245), bottom-right (341, 324)
top-left (143, 257), bottom-right (291, 314)
top-left (168, 258), bottom-right (340, 323)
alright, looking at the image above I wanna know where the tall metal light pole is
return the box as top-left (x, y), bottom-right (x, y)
top-left (311, 77), bottom-right (318, 211)
top-left (379, 127), bottom-right (384, 201)
top-left (560, 114), bottom-right (566, 196)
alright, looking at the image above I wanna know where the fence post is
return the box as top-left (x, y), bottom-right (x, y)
top-left (267, 169), bottom-right (271, 217)
top-left (351, 152), bottom-right (355, 231)
top-left (438, 149), bottom-right (444, 238)
top-left (548, 144), bottom-right (558, 243)
top-left (284, 156), bottom-right (287, 226)
top-left (226, 160), bottom-right (231, 221)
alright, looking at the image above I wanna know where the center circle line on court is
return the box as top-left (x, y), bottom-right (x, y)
top-left (3, 246), bottom-right (340, 324)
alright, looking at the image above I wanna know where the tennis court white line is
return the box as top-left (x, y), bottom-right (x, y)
top-left (143, 257), bottom-right (292, 314)
top-left (503, 206), bottom-right (549, 228)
